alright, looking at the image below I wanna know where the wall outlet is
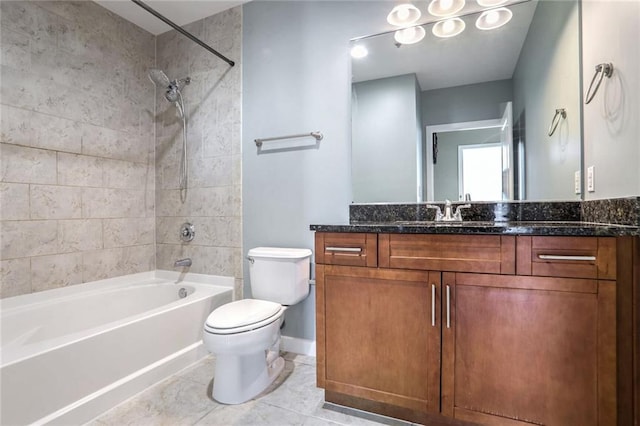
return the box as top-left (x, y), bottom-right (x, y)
top-left (574, 171), bottom-right (581, 194)
top-left (587, 166), bottom-right (595, 192)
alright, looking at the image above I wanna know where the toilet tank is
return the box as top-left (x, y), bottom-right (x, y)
top-left (247, 247), bottom-right (312, 305)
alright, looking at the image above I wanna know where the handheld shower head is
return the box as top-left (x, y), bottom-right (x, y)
top-left (148, 69), bottom-right (170, 87)
top-left (148, 69), bottom-right (190, 105)
top-left (165, 85), bottom-right (180, 103)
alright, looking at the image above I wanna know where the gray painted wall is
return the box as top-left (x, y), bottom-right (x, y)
top-left (242, 1), bottom-right (394, 341)
top-left (352, 74), bottom-right (422, 203)
top-left (421, 79), bottom-right (512, 126)
top-left (582, 0), bottom-right (640, 199)
top-left (512, 0), bottom-right (581, 201)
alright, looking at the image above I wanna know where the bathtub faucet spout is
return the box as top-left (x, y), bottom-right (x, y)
top-left (174, 258), bottom-right (192, 267)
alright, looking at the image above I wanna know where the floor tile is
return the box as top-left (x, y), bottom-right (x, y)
top-left (91, 353), bottom-right (406, 426)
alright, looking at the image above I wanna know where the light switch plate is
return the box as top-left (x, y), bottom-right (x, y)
top-left (587, 166), bottom-right (595, 192)
top-left (574, 171), bottom-right (581, 194)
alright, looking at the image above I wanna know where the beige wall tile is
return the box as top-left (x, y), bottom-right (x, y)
top-left (1, 220), bottom-right (58, 260)
top-left (0, 1), bottom-right (156, 297)
top-left (0, 143), bottom-right (57, 184)
top-left (104, 217), bottom-right (154, 248)
top-left (58, 153), bottom-right (104, 187)
top-left (31, 252), bottom-right (83, 292)
top-left (82, 188), bottom-right (147, 219)
top-left (30, 185), bottom-right (82, 219)
top-left (58, 219), bottom-right (103, 252)
top-left (0, 258), bottom-right (31, 298)
top-left (103, 159), bottom-right (149, 189)
top-left (0, 182), bottom-right (30, 220)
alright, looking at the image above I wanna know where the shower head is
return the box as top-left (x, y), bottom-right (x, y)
top-left (148, 69), bottom-right (170, 87)
top-left (148, 69), bottom-right (191, 104)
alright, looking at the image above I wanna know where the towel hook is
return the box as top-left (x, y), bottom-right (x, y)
top-left (585, 63), bottom-right (613, 104)
top-left (547, 108), bottom-right (566, 136)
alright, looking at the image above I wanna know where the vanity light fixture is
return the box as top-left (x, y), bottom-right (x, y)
top-left (350, 44), bottom-right (368, 59)
top-left (394, 25), bottom-right (427, 44)
top-left (475, 7), bottom-right (512, 30)
top-left (427, 0), bottom-right (465, 17)
top-left (476, 0), bottom-right (508, 6)
top-left (433, 17), bottom-right (466, 38)
top-left (387, 4), bottom-right (422, 26)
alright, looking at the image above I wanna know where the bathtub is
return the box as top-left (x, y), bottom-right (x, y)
top-left (0, 270), bottom-right (233, 425)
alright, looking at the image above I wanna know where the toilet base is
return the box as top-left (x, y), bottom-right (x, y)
top-left (212, 350), bottom-right (285, 404)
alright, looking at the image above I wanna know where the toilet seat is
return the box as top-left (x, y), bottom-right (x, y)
top-left (205, 299), bottom-right (284, 335)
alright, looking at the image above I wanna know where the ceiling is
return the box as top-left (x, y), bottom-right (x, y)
top-left (94, 0), bottom-right (248, 35)
top-left (351, 0), bottom-right (538, 91)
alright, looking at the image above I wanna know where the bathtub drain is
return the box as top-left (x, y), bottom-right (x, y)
top-left (178, 287), bottom-right (188, 298)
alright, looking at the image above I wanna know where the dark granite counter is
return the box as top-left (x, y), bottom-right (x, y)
top-left (310, 221), bottom-right (640, 237)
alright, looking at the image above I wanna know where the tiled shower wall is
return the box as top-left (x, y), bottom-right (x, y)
top-left (0, 2), bottom-right (242, 299)
top-left (155, 7), bottom-right (243, 298)
top-left (0, 1), bottom-right (156, 298)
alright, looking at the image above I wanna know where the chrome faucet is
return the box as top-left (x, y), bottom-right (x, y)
top-left (426, 200), bottom-right (472, 222)
top-left (174, 258), bottom-right (192, 267)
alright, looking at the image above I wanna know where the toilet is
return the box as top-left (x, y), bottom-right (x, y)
top-left (203, 247), bottom-right (312, 404)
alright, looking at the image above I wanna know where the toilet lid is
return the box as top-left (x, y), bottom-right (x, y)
top-left (205, 299), bottom-right (282, 331)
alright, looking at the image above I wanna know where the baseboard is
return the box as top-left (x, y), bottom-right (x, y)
top-left (280, 336), bottom-right (316, 356)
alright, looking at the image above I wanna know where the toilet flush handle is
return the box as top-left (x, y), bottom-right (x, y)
top-left (246, 256), bottom-right (254, 264)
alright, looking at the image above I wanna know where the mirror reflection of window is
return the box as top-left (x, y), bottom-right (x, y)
top-left (458, 143), bottom-right (503, 201)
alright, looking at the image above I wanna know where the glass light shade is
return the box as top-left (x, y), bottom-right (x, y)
top-left (394, 26), bottom-right (427, 44)
top-left (387, 4), bottom-right (422, 26)
top-left (427, 0), bottom-right (465, 17)
top-left (476, 0), bottom-right (508, 6)
top-left (475, 7), bottom-right (512, 30)
top-left (432, 17), bottom-right (466, 37)
top-left (350, 45), bottom-right (368, 59)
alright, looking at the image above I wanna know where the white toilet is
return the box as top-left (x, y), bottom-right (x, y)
top-left (203, 247), bottom-right (312, 404)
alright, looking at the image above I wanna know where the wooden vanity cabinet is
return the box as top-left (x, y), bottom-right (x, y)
top-left (316, 265), bottom-right (442, 417)
top-left (442, 273), bottom-right (614, 426)
top-left (315, 232), bottom-right (636, 425)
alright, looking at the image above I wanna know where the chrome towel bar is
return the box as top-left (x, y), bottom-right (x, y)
top-left (254, 131), bottom-right (323, 147)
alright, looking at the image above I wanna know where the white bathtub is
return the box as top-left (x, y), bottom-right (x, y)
top-left (0, 271), bottom-right (233, 425)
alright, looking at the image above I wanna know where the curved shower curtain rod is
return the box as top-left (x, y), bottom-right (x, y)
top-left (130, 0), bottom-right (235, 67)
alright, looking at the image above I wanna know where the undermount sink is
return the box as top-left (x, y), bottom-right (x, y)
top-left (394, 220), bottom-right (502, 227)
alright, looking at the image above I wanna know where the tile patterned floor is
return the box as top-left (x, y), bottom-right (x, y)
top-left (88, 353), bottom-right (417, 426)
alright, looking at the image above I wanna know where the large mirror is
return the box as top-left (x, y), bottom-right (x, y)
top-left (351, 0), bottom-right (582, 203)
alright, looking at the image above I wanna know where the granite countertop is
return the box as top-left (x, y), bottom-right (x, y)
top-left (309, 221), bottom-right (640, 237)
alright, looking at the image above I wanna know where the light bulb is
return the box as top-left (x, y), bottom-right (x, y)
top-left (432, 17), bottom-right (465, 37)
top-left (475, 7), bottom-right (512, 30)
top-left (485, 10), bottom-right (499, 24)
top-left (394, 25), bottom-right (427, 44)
top-left (387, 4), bottom-right (422, 26)
top-left (428, 0), bottom-right (465, 17)
top-left (350, 45), bottom-right (368, 59)
top-left (443, 19), bottom-right (455, 33)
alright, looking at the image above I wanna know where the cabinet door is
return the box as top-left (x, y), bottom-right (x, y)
top-left (316, 265), bottom-right (441, 414)
top-left (442, 273), bottom-right (615, 426)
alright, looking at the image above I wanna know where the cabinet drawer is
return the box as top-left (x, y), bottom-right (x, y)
top-left (315, 233), bottom-right (377, 267)
top-left (516, 236), bottom-right (616, 279)
top-left (379, 234), bottom-right (515, 274)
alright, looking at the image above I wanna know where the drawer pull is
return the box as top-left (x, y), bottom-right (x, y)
top-left (325, 247), bottom-right (362, 253)
top-left (446, 285), bottom-right (451, 329)
top-left (538, 254), bottom-right (596, 261)
top-left (431, 284), bottom-right (436, 327)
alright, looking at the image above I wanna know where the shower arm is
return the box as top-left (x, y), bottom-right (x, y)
top-left (130, 0), bottom-right (235, 67)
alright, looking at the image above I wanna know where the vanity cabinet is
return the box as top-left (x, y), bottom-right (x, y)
top-left (315, 232), bottom-right (636, 425)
